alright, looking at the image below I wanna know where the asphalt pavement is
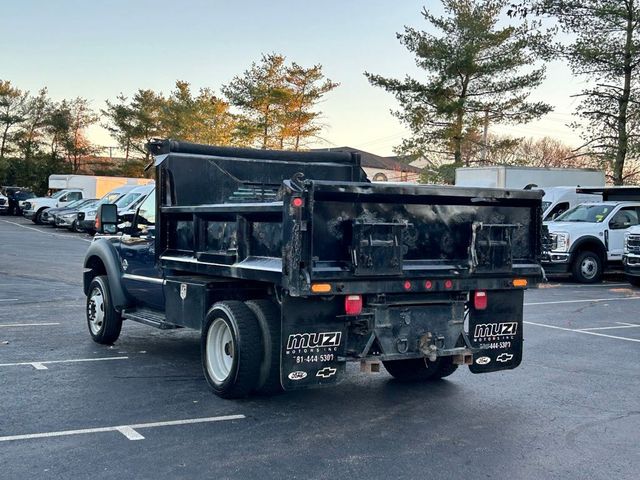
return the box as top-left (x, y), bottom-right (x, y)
top-left (1, 216), bottom-right (639, 480)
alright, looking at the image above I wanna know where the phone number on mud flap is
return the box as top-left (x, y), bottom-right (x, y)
top-left (479, 341), bottom-right (511, 350)
top-left (295, 354), bottom-right (335, 364)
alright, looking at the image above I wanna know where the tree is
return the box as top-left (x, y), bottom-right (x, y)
top-left (223, 54), bottom-right (290, 149)
top-left (510, 0), bottom-right (640, 185)
top-left (0, 80), bottom-right (29, 159)
top-left (48, 98), bottom-right (98, 172)
top-left (281, 63), bottom-right (338, 150)
top-left (365, 0), bottom-right (553, 168)
top-left (14, 88), bottom-right (51, 161)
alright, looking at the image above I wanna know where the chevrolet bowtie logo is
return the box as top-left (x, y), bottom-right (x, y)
top-left (316, 367), bottom-right (337, 378)
top-left (497, 353), bottom-right (514, 363)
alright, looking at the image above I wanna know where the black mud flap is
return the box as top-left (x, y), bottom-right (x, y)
top-left (468, 290), bottom-right (523, 373)
top-left (280, 296), bottom-right (347, 390)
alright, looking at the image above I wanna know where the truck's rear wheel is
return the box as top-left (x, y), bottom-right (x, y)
top-left (201, 301), bottom-right (263, 399)
top-left (571, 250), bottom-right (602, 283)
top-left (86, 275), bottom-right (122, 344)
top-left (383, 356), bottom-right (458, 382)
top-left (245, 299), bottom-right (283, 395)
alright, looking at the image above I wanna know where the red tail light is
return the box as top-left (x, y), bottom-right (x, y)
top-left (444, 279), bottom-right (453, 290)
top-left (345, 295), bottom-right (363, 315)
top-left (474, 290), bottom-right (488, 310)
top-left (403, 281), bottom-right (412, 291)
top-left (424, 280), bottom-right (433, 290)
top-left (291, 197), bottom-right (304, 207)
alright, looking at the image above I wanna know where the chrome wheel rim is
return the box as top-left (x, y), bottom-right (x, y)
top-left (581, 257), bottom-right (597, 280)
top-left (206, 318), bottom-right (234, 384)
top-left (88, 287), bottom-right (105, 335)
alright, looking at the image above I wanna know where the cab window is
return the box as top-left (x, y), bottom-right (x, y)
top-left (609, 207), bottom-right (640, 229)
top-left (135, 191), bottom-right (155, 233)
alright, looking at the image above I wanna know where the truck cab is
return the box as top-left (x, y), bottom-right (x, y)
top-left (543, 201), bottom-right (640, 282)
top-left (541, 186), bottom-right (601, 222)
top-left (23, 188), bottom-right (85, 224)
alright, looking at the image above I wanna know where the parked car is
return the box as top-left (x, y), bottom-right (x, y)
top-left (48, 198), bottom-right (98, 229)
top-left (543, 201), bottom-right (640, 282)
top-left (42, 198), bottom-right (92, 225)
top-left (77, 185), bottom-right (142, 234)
top-left (0, 191), bottom-right (7, 214)
top-left (2, 187), bottom-right (36, 215)
top-left (23, 188), bottom-right (85, 223)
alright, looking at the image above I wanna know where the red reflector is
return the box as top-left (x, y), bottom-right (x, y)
top-left (403, 281), bottom-right (412, 291)
top-left (291, 197), bottom-right (304, 207)
top-left (444, 279), bottom-right (453, 289)
top-left (425, 280), bottom-right (433, 290)
top-left (474, 290), bottom-right (488, 310)
top-left (345, 295), bottom-right (363, 315)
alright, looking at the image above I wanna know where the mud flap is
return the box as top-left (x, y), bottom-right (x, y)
top-left (468, 289), bottom-right (523, 373)
top-left (280, 296), bottom-right (347, 390)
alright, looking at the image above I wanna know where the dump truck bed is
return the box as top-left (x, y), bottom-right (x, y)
top-left (151, 140), bottom-right (544, 295)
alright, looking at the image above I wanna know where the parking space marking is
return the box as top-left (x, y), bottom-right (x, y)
top-left (0, 322), bottom-right (60, 328)
top-left (524, 296), bottom-right (640, 306)
top-left (0, 356), bottom-right (129, 370)
top-left (524, 321), bottom-right (640, 343)
top-left (578, 323), bottom-right (640, 331)
top-left (544, 283), bottom-right (629, 289)
top-left (0, 298), bottom-right (19, 302)
top-left (0, 415), bottom-right (245, 443)
top-left (0, 219), bottom-right (92, 243)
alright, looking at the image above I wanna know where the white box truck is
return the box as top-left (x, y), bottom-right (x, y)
top-left (23, 175), bottom-right (153, 224)
top-left (454, 166), bottom-right (605, 190)
top-left (48, 174), bottom-right (152, 199)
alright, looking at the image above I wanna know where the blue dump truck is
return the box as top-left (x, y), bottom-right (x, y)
top-left (83, 140), bottom-right (544, 398)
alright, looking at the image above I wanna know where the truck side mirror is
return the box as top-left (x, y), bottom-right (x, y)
top-left (96, 204), bottom-right (118, 234)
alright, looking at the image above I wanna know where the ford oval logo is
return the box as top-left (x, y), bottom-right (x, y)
top-left (288, 371), bottom-right (307, 381)
top-left (475, 356), bottom-right (491, 365)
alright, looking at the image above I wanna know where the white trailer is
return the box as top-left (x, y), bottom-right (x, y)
top-left (454, 166), bottom-right (605, 190)
top-left (48, 174), bottom-right (153, 199)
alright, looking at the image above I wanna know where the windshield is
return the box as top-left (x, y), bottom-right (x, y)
top-left (115, 192), bottom-right (142, 208)
top-left (98, 191), bottom-right (124, 205)
top-left (50, 190), bottom-right (66, 199)
top-left (555, 204), bottom-right (613, 223)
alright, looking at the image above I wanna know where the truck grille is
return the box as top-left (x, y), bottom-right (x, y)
top-left (23, 201), bottom-right (31, 210)
top-left (628, 234), bottom-right (640, 254)
top-left (0, 198), bottom-right (5, 205)
top-left (78, 212), bottom-right (85, 221)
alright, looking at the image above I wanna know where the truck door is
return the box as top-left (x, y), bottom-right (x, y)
top-left (57, 191), bottom-right (83, 207)
top-left (607, 207), bottom-right (640, 261)
top-left (120, 192), bottom-right (164, 309)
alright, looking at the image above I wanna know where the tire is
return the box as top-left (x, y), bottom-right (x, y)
top-left (86, 275), bottom-right (123, 344)
top-left (34, 209), bottom-right (45, 225)
top-left (201, 301), bottom-right (263, 399)
top-left (627, 275), bottom-right (640, 287)
top-left (245, 299), bottom-right (283, 395)
top-left (383, 356), bottom-right (458, 382)
top-left (71, 220), bottom-right (84, 233)
top-left (571, 250), bottom-right (602, 283)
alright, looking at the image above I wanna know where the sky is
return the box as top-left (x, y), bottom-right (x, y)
top-left (2, 0), bottom-right (586, 157)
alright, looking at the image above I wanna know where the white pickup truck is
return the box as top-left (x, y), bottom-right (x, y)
top-left (543, 201), bottom-right (640, 283)
top-left (23, 188), bottom-right (85, 224)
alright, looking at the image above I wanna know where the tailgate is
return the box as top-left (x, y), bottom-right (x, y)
top-left (283, 180), bottom-right (543, 295)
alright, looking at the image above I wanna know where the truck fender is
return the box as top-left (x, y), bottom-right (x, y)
top-left (569, 236), bottom-right (607, 262)
top-left (83, 239), bottom-right (130, 310)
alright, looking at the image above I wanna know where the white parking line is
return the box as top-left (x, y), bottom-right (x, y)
top-left (0, 298), bottom-right (19, 302)
top-left (0, 219), bottom-right (92, 243)
top-left (578, 324), bottom-right (640, 331)
top-left (524, 321), bottom-right (640, 343)
top-left (524, 296), bottom-right (640, 306)
top-left (0, 356), bottom-right (128, 370)
top-left (545, 283), bottom-right (629, 289)
top-left (0, 415), bottom-right (245, 442)
top-left (0, 322), bottom-right (60, 328)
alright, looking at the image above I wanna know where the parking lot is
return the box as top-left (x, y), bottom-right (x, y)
top-left (1, 216), bottom-right (639, 480)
